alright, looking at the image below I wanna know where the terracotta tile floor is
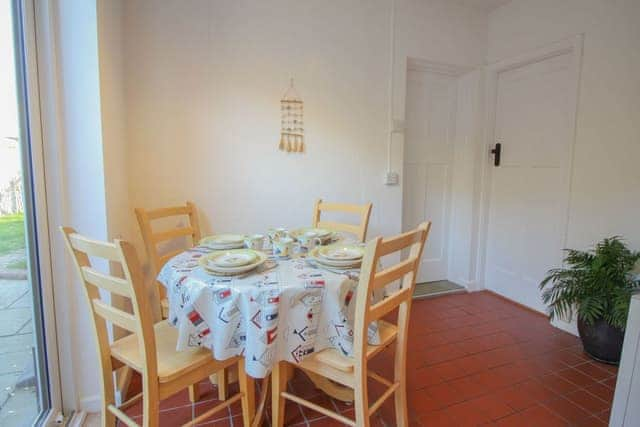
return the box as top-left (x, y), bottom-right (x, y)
top-left (120, 291), bottom-right (617, 426)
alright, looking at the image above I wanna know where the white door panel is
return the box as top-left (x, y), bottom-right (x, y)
top-left (403, 70), bottom-right (457, 282)
top-left (485, 51), bottom-right (574, 312)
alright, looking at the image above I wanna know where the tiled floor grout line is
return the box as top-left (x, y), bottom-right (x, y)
top-left (414, 342), bottom-right (607, 374)
top-left (413, 360), bottom-right (616, 417)
top-left (287, 379), bottom-right (310, 427)
top-left (228, 406), bottom-right (234, 427)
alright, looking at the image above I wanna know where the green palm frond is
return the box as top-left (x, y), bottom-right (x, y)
top-left (539, 236), bottom-right (640, 330)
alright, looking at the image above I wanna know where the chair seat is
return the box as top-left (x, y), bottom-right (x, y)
top-left (300, 320), bottom-right (397, 383)
top-left (111, 321), bottom-right (214, 383)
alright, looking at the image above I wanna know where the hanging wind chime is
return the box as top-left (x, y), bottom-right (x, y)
top-left (279, 78), bottom-right (304, 153)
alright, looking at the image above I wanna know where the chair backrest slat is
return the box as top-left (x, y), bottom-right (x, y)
top-left (152, 226), bottom-right (195, 243)
top-left (312, 199), bottom-right (372, 243)
top-left (146, 205), bottom-right (192, 220)
top-left (135, 201), bottom-right (201, 278)
top-left (81, 266), bottom-right (132, 298)
top-left (316, 202), bottom-right (365, 214)
top-left (371, 258), bottom-right (417, 291)
top-left (93, 299), bottom-right (138, 333)
top-left (351, 221), bottom-right (431, 362)
top-left (316, 220), bottom-right (361, 237)
top-left (69, 233), bottom-right (121, 261)
top-left (367, 286), bottom-right (413, 323)
top-left (376, 228), bottom-right (425, 257)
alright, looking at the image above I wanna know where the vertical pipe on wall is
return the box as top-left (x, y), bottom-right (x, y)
top-left (386, 0), bottom-right (395, 173)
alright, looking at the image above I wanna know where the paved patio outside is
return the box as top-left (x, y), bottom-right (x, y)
top-left (0, 279), bottom-right (38, 426)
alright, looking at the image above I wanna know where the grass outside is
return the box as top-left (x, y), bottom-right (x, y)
top-left (0, 213), bottom-right (25, 257)
top-left (6, 259), bottom-right (27, 270)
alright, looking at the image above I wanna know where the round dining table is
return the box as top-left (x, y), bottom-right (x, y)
top-left (157, 236), bottom-right (381, 424)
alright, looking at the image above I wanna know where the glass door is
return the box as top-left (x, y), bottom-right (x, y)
top-left (0, 1), bottom-right (52, 424)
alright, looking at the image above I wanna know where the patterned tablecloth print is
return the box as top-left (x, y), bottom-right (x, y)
top-left (158, 246), bottom-right (380, 378)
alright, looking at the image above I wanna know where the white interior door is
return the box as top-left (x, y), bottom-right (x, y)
top-left (403, 69), bottom-right (457, 283)
top-left (484, 51), bottom-right (576, 312)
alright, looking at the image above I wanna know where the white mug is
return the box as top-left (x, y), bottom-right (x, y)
top-left (245, 234), bottom-right (265, 250)
top-left (273, 237), bottom-right (294, 257)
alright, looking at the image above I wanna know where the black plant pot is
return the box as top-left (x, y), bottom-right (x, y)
top-left (577, 317), bottom-right (624, 365)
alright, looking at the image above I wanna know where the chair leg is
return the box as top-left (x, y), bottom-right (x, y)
top-left (394, 349), bottom-right (409, 427)
top-left (394, 381), bottom-right (408, 427)
top-left (142, 382), bottom-right (160, 427)
top-left (395, 321), bottom-right (409, 426)
top-left (271, 361), bottom-right (287, 427)
top-left (102, 403), bottom-right (115, 427)
top-left (102, 371), bottom-right (116, 427)
top-left (354, 367), bottom-right (370, 427)
top-left (237, 359), bottom-right (255, 427)
top-left (188, 383), bottom-right (200, 403)
top-left (217, 368), bottom-right (228, 400)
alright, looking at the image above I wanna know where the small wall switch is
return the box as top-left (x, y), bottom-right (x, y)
top-left (392, 119), bottom-right (405, 133)
top-left (384, 171), bottom-right (399, 185)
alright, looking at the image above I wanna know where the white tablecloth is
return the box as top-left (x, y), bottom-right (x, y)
top-left (158, 246), bottom-right (379, 378)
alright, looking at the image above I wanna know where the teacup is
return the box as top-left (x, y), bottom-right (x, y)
top-left (297, 233), bottom-right (322, 252)
top-left (244, 234), bottom-right (265, 250)
top-left (273, 237), bottom-right (294, 257)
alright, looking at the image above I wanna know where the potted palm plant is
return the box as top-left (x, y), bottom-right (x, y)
top-left (540, 236), bottom-right (640, 364)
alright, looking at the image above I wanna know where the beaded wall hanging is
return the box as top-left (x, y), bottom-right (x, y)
top-left (278, 79), bottom-right (304, 152)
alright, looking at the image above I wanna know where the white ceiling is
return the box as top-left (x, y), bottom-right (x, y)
top-left (455, 0), bottom-right (512, 12)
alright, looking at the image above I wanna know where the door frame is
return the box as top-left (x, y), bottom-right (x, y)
top-left (402, 58), bottom-right (472, 283)
top-left (476, 35), bottom-right (584, 295)
top-left (11, 0), bottom-right (64, 423)
top-left (12, 0), bottom-right (62, 426)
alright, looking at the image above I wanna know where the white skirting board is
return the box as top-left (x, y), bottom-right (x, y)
top-left (551, 318), bottom-right (579, 337)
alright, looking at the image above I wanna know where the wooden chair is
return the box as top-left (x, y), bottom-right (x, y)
top-left (271, 222), bottom-right (431, 427)
top-left (312, 199), bottom-right (373, 243)
top-left (135, 202), bottom-right (232, 400)
top-left (60, 227), bottom-right (255, 427)
top-left (135, 201), bottom-right (201, 319)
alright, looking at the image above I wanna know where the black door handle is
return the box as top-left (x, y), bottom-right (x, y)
top-left (490, 143), bottom-right (501, 167)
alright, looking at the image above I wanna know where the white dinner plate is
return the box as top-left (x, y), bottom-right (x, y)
top-left (310, 248), bottom-right (361, 268)
top-left (198, 250), bottom-right (267, 275)
top-left (208, 249), bottom-right (258, 268)
top-left (200, 234), bottom-right (246, 249)
top-left (317, 244), bottom-right (364, 261)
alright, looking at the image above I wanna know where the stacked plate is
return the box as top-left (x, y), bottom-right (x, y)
top-left (290, 227), bottom-right (335, 243)
top-left (200, 234), bottom-right (246, 250)
top-left (199, 249), bottom-right (267, 276)
top-left (310, 244), bottom-right (365, 269)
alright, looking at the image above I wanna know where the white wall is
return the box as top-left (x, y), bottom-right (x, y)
top-left (37, 0), bottom-right (132, 413)
top-left (487, 0), bottom-right (640, 252)
top-left (123, 0), bottom-right (487, 260)
top-left (47, 0), bottom-right (108, 412)
top-left (98, 0), bottom-right (132, 243)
